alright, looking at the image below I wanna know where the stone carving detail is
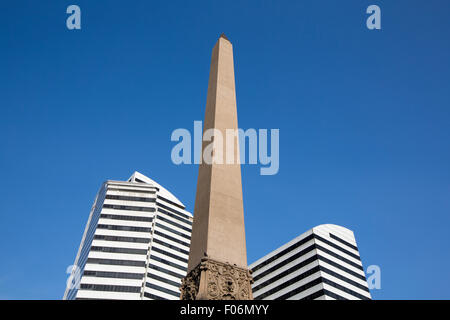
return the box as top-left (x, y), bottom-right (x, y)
top-left (180, 258), bottom-right (253, 300)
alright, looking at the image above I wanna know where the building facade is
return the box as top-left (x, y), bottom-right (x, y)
top-left (63, 171), bottom-right (193, 300)
top-left (250, 224), bottom-right (371, 300)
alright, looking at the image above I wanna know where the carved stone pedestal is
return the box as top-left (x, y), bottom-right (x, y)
top-left (180, 258), bottom-right (253, 300)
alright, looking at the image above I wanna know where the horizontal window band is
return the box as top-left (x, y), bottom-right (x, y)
top-left (152, 238), bottom-right (189, 256)
top-left (157, 195), bottom-right (185, 210)
top-left (145, 283), bottom-right (179, 298)
top-left (144, 292), bottom-right (168, 300)
top-left (319, 265), bottom-right (370, 292)
top-left (300, 288), bottom-right (347, 300)
top-left (317, 255), bottom-right (367, 281)
top-left (153, 230), bottom-right (190, 248)
top-left (252, 233), bottom-right (361, 274)
top-left (146, 273), bottom-right (180, 288)
top-left (252, 242), bottom-right (363, 284)
top-left (148, 264), bottom-right (185, 280)
top-left (273, 277), bottom-right (324, 300)
top-left (105, 194), bottom-right (156, 203)
top-left (80, 283), bottom-right (141, 293)
top-left (251, 234), bottom-right (314, 273)
top-left (253, 255), bottom-right (317, 292)
top-left (156, 202), bottom-right (191, 221)
top-left (269, 276), bottom-right (370, 300)
top-left (315, 244), bottom-right (363, 271)
top-left (151, 246), bottom-right (188, 264)
top-left (157, 207), bottom-right (192, 226)
top-left (320, 277), bottom-right (370, 300)
top-left (150, 255), bottom-right (187, 272)
top-left (254, 266), bottom-right (321, 300)
top-left (86, 258), bottom-right (146, 267)
top-left (156, 214), bottom-right (192, 233)
top-left (314, 234), bottom-right (360, 260)
top-left (253, 244), bottom-right (316, 282)
top-left (103, 204), bottom-right (156, 212)
top-left (100, 213), bottom-right (153, 222)
top-left (90, 246), bottom-right (147, 255)
top-left (254, 256), bottom-right (369, 295)
top-left (97, 224), bottom-right (152, 233)
top-left (155, 223), bottom-right (191, 240)
top-left (329, 233), bottom-right (359, 251)
top-left (107, 187), bottom-right (156, 195)
top-left (93, 234), bottom-right (150, 244)
top-left (82, 270), bottom-right (144, 280)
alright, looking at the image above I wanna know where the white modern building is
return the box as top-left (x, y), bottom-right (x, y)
top-left (63, 171), bottom-right (193, 300)
top-left (250, 224), bottom-right (372, 300)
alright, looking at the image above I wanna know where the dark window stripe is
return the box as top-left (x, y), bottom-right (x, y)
top-left (329, 233), bottom-right (359, 251)
top-left (80, 284), bottom-right (141, 293)
top-left (253, 254), bottom-right (368, 295)
top-left (156, 214), bottom-right (191, 232)
top-left (157, 207), bottom-right (192, 226)
top-left (156, 202), bottom-right (191, 220)
top-left (253, 255), bottom-right (318, 292)
top-left (273, 277), bottom-right (323, 300)
top-left (157, 195), bottom-right (185, 210)
top-left (144, 292), bottom-right (168, 300)
top-left (153, 230), bottom-right (190, 248)
top-left (152, 238), bottom-right (189, 256)
top-left (103, 204), bottom-right (155, 212)
top-left (298, 288), bottom-right (329, 300)
top-left (90, 246), bottom-right (147, 255)
top-left (321, 277), bottom-right (371, 300)
top-left (321, 289), bottom-right (349, 300)
top-left (300, 288), bottom-right (348, 300)
top-left (254, 266), bottom-right (321, 300)
top-left (107, 187), bottom-right (156, 195)
top-left (82, 270), bottom-right (144, 280)
top-left (105, 194), bottom-right (156, 203)
top-left (146, 283), bottom-right (179, 298)
top-left (93, 234), bottom-right (150, 244)
top-left (315, 244), bottom-right (363, 271)
top-left (155, 223), bottom-right (191, 240)
top-left (251, 234), bottom-right (315, 273)
top-left (147, 273), bottom-right (180, 288)
top-left (150, 255), bottom-right (187, 272)
top-left (317, 255), bottom-right (367, 281)
top-left (100, 213), bottom-right (153, 222)
top-left (252, 244), bottom-right (316, 282)
top-left (314, 234), bottom-right (360, 260)
top-left (270, 276), bottom-right (370, 300)
top-left (151, 246), bottom-right (188, 264)
top-left (97, 224), bottom-right (152, 233)
top-left (86, 258), bottom-right (146, 267)
top-left (148, 264), bottom-right (184, 279)
top-left (319, 265), bottom-right (369, 292)
top-left (252, 233), bottom-right (361, 275)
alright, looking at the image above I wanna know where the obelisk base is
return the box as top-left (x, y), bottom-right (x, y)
top-left (180, 257), bottom-right (253, 300)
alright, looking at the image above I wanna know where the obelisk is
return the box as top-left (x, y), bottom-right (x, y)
top-left (180, 34), bottom-right (253, 300)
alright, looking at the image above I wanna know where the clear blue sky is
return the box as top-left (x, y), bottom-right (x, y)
top-left (1, 0), bottom-right (449, 299)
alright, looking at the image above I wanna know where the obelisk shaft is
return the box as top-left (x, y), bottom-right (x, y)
top-left (181, 35), bottom-right (253, 300)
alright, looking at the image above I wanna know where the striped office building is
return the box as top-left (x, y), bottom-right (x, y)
top-left (63, 171), bottom-right (193, 300)
top-left (250, 224), bottom-right (371, 300)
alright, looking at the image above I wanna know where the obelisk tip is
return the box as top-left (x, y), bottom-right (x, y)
top-left (219, 33), bottom-right (230, 42)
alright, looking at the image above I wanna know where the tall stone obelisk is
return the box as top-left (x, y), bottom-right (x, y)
top-left (180, 34), bottom-right (253, 300)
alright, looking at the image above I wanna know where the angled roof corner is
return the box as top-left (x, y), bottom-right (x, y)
top-left (128, 171), bottom-right (185, 208)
